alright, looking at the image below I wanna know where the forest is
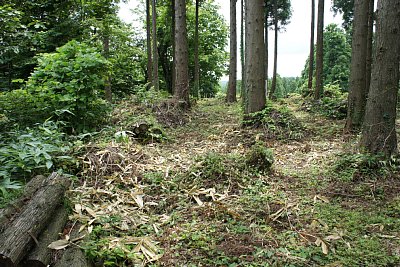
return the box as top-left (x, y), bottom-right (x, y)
top-left (0, 0), bottom-right (399, 266)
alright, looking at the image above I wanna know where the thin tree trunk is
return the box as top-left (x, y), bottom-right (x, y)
top-left (269, 1), bottom-right (278, 100)
top-left (264, 8), bottom-right (269, 97)
top-left (314, 0), bottom-right (324, 100)
top-left (174, 0), bottom-right (190, 107)
top-left (345, 0), bottom-right (370, 132)
top-left (146, 0), bottom-right (153, 86)
top-left (194, 0), bottom-right (200, 98)
top-left (359, 0), bottom-right (400, 157)
top-left (240, 0), bottom-right (245, 104)
top-left (171, 0), bottom-right (176, 94)
top-left (226, 0), bottom-right (237, 103)
top-left (151, 0), bottom-right (159, 91)
top-left (365, 0), bottom-right (375, 95)
top-left (307, 0), bottom-right (315, 90)
top-left (244, 0), bottom-right (265, 114)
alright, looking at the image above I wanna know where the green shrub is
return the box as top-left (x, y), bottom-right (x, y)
top-left (245, 142), bottom-right (274, 172)
top-left (243, 102), bottom-right (305, 140)
top-left (0, 40), bottom-right (110, 132)
top-left (0, 121), bottom-right (74, 196)
top-left (303, 84), bottom-right (348, 120)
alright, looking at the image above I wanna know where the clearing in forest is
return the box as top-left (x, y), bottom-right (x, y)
top-left (69, 96), bottom-right (400, 266)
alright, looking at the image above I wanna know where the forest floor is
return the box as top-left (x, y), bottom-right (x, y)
top-left (68, 95), bottom-right (400, 266)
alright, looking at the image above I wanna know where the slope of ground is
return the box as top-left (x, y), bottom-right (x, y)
top-left (68, 96), bottom-right (400, 266)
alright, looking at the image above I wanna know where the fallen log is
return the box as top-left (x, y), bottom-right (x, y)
top-left (0, 173), bottom-right (70, 267)
top-left (53, 224), bottom-right (92, 267)
top-left (22, 207), bottom-right (68, 267)
top-left (0, 175), bottom-right (46, 233)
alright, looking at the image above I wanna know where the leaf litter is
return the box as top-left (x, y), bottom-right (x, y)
top-left (65, 98), bottom-right (400, 266)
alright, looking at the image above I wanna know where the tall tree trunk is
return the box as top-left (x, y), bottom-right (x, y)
top-left (314, 0), bottom-right (324, 100)
top-left (359, 0), bottom-right (400, 157)
top-left (345, 0), bottom-right (370, 132)
top-left (269, 1), bottom-right (278, 100)
top-left (365, 0), bottom-right (375, 96)
top-left (194, 0), bottom-right (200, 98)
top-left (307, 0), bottom-right (315, 90)
top-left (240, 0), bottom-right (245, 104)
top-left (171, 0), bottom-right (176, 94)
top-left (174, 0), bottom-right (190, 107)
top-left (103, 34), bottom-right (112, 103)
top-left (244, 0), bottom-right (265, 114)
top-left (226, 0), bottom-right (237, 103)
top-left (264, 7), bottom-right (269, 97)
top-left (151, 0), bottom-right (159, 91)
top-left (146, 0), bottom-right (153, 86)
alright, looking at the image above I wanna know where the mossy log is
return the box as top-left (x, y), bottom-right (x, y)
top-left (0, 173), bottom-right (70, 267)
top-left (22, 207), bottom-right (68, 267)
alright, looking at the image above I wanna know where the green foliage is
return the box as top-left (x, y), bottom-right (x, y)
top-left (268, 75), bottom-right (301, 99)
top-left (0, 40), bottom-right (110, 131)
top-left (245, 142), bottom-right (274, 173)
top-left (332, 0), bottom-right (354, 31)
top-left (300, 24), bottom-right (351, 92)
top-left (304, 83), bottom-right (348, 119)
top-left (0, 121), bottom-right (74, 196)
top-left (154, 0), bottom-right (228, 97)
top-left (243, 102), bottom-right (305, 140)
top-left (332, 152), bottom-right (400, 182)
top-left (0, 1), bottom-right (85, 91)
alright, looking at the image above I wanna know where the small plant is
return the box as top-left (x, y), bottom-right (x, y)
top-left (245, 142), bottom-right (274, 173)
top-left (333, 152), bottom-right (384, 181)
top-left (0, 121), bottom-right (74, 196)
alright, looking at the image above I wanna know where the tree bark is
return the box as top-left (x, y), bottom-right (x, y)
top-left (244, 0), bottom-right (265, 114)
top-left (307, 0), bottom-right (315, 90)
top-left (23, 207), bottom-right (68, 267)
top-left (359, 0), bottom-right (400, 157)
top-left (194, 0), bottom-right (200, 98)
top-left (151, 0), bottom-right (159, 91)
top-left (146, 0), bottom-right (153, 86)
top-left (269, 1), bottom-right (278, 100)
top-left (226, 0), bottom-right (237, 103)
top-left (240, 0), bottom-right (245, 104)
top-left (0, 175), bottom-right (46, 234)
top-left (314, 0), bottom-right (324, 100)
top-left (0, 173), bottom-right (70, 267)
top-left (174, 0), bottom-right (190, 107)
top-left (345, 0), bottom-right (370, 132)
top-left (365, 0), bottom-right (375, 97)
top-left (264, 6), bottom-right (269, 97)
top-left (171, 0), bottom-right (176, 94)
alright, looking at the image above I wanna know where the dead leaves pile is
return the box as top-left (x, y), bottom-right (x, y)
top-left (68, 143), bottom-right (165, 264)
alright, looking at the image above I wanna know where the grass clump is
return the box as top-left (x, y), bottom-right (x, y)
top-left (245, 142), bottom-right (274, 173)
top-left (303, 84), bottom-right (348, 120)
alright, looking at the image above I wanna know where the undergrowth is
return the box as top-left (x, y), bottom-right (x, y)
top-left (243, 102), bottom-right (306, 140)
